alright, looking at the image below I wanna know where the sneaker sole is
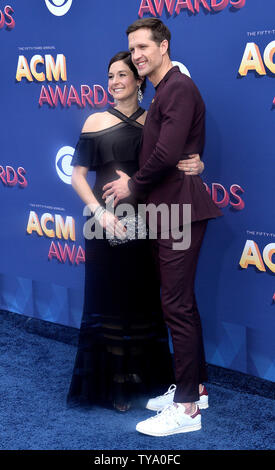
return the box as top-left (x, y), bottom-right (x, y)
top-left (198, 402), bottom-right (209, 410)
top-left (136, 422), bottom-right (201, 436)
top-left (146, 402), bottom-right (208, 411)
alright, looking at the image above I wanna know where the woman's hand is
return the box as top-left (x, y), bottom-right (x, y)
top-left (97, 209), bottom-right (127, 240)
top-left (177, 154), bottom-right (204, 175)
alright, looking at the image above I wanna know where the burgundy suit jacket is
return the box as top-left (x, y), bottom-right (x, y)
top-left (128, 66), bottom-right (221, 231)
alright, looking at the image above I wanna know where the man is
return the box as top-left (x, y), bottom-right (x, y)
top-left (103, 18), bottom-right (221, 436)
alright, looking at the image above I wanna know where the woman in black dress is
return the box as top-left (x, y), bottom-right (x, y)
top-left (67, 52), bottom-right (204, 411)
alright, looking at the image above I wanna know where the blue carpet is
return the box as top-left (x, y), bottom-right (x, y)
top-left (0, 311), bottom-right (274, 451)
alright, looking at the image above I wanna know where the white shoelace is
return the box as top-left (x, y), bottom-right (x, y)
top-left (154, 384), bottom-right (176, 400)
top-left (145, 405), bottom-right (173, 422)
top-left (151, 404), bottom-right (185, 426)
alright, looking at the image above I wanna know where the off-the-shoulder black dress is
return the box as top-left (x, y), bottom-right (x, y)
top-left (67, 107), bottom-right (174, 409)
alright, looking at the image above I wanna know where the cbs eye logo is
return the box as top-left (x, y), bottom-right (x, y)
top-left (45, 0), bottom-right (72, 16)
top-left (55, 146), bottom-right (74, 184)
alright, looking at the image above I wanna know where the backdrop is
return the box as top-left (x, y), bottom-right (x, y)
top-left (0, 0), bottom-right (274, 381)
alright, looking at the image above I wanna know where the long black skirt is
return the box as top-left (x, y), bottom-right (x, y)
top-left (67, 236), bottom-right (174, 409)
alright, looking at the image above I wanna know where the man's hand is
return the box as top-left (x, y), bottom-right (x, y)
top-left (102, 170), bottom-right (131, 207)
top-left (177, 154), bottom-right (204, 175)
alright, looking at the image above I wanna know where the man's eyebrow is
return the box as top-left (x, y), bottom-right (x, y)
top-left (129, 43), bottom-right (147, 49)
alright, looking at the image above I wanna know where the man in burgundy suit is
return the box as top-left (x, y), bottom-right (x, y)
top-left (103, 18), bottom-right (221, 436)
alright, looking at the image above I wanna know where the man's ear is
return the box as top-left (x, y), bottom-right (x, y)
top-left (160, 39), bottom-right (169, 56)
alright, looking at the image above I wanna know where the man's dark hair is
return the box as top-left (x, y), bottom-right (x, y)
top-left (126, 18), bottom-right (171, 57)
top-left (108, 51), bottom-right (146, 93)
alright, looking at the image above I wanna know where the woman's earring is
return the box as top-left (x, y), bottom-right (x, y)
top-left (137, 85), bottom-right (143, 103)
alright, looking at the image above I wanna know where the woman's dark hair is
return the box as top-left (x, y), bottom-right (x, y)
top-left (108, 51), bottom-right (146, 93)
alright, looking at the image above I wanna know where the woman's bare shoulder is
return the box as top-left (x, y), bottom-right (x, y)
top-left (81, 111), bottom-right (110, 133)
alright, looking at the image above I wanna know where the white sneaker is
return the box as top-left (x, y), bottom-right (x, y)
top-left (136, 404), bottom-right (201, 436)
top-left (145, 384), bottom-right (209, 411)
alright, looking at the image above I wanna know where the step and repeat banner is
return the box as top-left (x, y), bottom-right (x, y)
top-left (0, 0), bottom-right (274, 381)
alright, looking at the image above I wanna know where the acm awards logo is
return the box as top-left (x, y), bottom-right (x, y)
top-left (240, 239), bottom-right (275, 275)
top-left (15, 53), bottom-right (114, 109)
top-left (26, 141), bottom-right (84, 266)
top-left (204, 182), bottom-right (244, 210)
top-left (0, 165), bottom-right (27, 187)
top-left (237, 39), bottom-right (275, 295)
top-left (240, 237), bottom-right (275, 301)
top-left (26, 209), bottom-right (85, 265)
top-left (238, 40), bottom-right (275, 105)
top-left (44, 0), bottom-right (72, 16)
top-left (138, 0), bottom-right (246, 17)
top-left (0, 5), bottom-right (15, 29)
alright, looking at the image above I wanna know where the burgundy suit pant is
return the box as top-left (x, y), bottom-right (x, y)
top-left (151, 219), bottom-right (208, 403)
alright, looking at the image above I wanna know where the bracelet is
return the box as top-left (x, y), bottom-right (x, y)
top-left (94, 205), bottom-right (106, 222)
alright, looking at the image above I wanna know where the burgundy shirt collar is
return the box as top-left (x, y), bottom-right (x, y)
top-left (154, 66), bottom-right (180, 90)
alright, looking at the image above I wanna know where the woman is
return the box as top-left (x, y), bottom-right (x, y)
top-left (67, 51), bottom-right (204, 412)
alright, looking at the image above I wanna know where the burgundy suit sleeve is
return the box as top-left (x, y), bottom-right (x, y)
top-left (128, 80), bottom-right (196, 196)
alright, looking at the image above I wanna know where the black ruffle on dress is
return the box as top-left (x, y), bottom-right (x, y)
top-left (67, 107), bottom-right (174, 409)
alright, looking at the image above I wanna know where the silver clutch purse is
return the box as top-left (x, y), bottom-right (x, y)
top-left (107, 213), bottom-right (148, 246)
